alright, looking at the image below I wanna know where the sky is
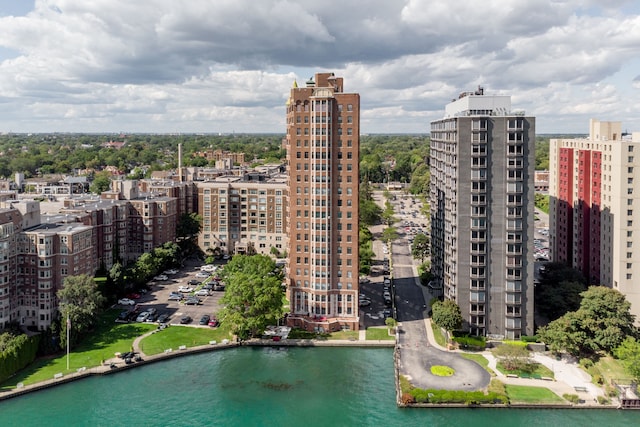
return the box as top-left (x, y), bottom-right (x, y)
top-left (0, 0), bottom-right (639, 134)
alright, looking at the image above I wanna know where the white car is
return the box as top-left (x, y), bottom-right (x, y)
top-left (178, 286), bottom-right (194, 293)
top-left (153, 275), bottom-right (169, 281)
top-left (195, 289), bottom-right (210, 297)
top-left (195, 272), bottom-right (210, 278)
top-left (117, 298), bottom-right (135, 306)
top-left (164, 269), bottom-right (179, 275)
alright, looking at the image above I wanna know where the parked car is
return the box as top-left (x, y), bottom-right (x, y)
top-left (146, 312), bottom-right (158, 322)
top-left (195, 272), bottom-right (210, 278)
top-left (168, 293), bottom-right (183, 301)
top-left (383, 309), bottom-right (392, 319)
top-left (118, 298), bottom-right (135, 306)
top-left (146, 307), bottom-right (157, 315)
top-left (153, 275), bottom-right (169, 281)
top-left (359, 300), bottom-right (371, 307)
top-left (213, 283), bottom-right (226, 291)
top-left (116, 310), bottom-right (130, 323)
top-left (187, 279), bottom-right (201, 286)
top-left (178, 286), bottom-right (194, 293)
top-left (202, 283), bottom-right (213, 290)
top-left (164, 269), bottom-right (179, 275)
top-left (199, 315), bottom-right (211, 325)
top-left (195, 289), bottom-right (210, 297)
top-left (126, 293), bottom-right (141, 300)
top-left (157, 313), bottom-right (169, 324)
top-left (208, 318), bottom-right (219, 327)
top-left (184, 297), bottom-right (201, 305)
top-left (180, 315), bottom-right (192, 324)
top-left (136, 312), bottom-right (150, 322)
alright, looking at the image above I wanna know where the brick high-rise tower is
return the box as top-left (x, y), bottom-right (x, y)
top-left (285, 72), bottom-right (360, 332)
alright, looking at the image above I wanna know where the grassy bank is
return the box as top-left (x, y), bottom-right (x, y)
top-left (365, 327), bottom-right (394, 341)
top-left (0, 310), bottom-right (156, 390)
top-left (139, 324), bottom-right (233, 355)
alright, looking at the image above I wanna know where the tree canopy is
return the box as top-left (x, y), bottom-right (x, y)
top-left (614, 337), bottom-right (640, 380)
top-left (411, 233), bottom-right (431, 262)
top-left (219, 255), bottom-right (285, 339)
top-left (534, 262), bottom-right (587, 322)
top-left (58, 275), bottom-right (106, 349)
top-left (538, 286), bottom-right (637, 357)
top-left (431, 299), bottom-right (462, 332)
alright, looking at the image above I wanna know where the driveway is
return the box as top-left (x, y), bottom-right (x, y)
top-left (377, 190), bottom-right (491, 391)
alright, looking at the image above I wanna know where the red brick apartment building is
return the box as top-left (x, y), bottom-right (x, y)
top-left (549, 119), bottom-right (640, 323)
top-left (284, 72), bottom-right (360, 332)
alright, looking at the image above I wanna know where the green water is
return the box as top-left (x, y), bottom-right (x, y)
top-left (0, 347), bottom-right (636, 426)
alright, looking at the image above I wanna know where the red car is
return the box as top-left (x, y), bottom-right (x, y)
top-left (208, 318), bottom-right (219, 327)
top-left (127, 293), bottom-right (141, 300)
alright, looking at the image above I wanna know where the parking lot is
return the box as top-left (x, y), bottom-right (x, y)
top-left (114, 259), bottom-right (227, 328)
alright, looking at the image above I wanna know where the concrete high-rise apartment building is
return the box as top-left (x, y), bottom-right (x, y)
top-left (430, 88), bottom-right (535, 339)
top-left (549, 119), bottom-right (640, 323)
top-left (284, 72), bottom-right (360, 332)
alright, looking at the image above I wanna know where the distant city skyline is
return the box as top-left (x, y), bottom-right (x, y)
top-left (1, 1), bottom-right (639, 134)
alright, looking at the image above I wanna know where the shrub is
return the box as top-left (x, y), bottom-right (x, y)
top-left (597, 396), bottom-right (610, 405)
top-left (401, 393), bottom-right (415, 405)
top-left (488, 379), bottom-right (506, 396)
top-left (579, 358), bottom-right (594, 369)
top-left (563, 393), bottom-right (580, 404)
top-left (452, 333), bottom-right (486, 349)
top-left (0, 333), bottom-right (41, 383)
top-left (503, 340), bottom-right (529, 348)
top-left (431, 365), bottom-right (455, 376)
top-left (520, 335), bottom-right (539, 343)
top-left (592, 374), bottom-right (604, 385)
top-left (605, 385), bottom-right (619, 397)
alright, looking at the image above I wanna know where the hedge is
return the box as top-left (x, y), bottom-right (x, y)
top-left (0, 333), bottom-right (41, 383)
top-left (410, 388), bottom-right (507, 405)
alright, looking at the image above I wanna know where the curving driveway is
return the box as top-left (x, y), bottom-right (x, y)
top-left (385, 196), bottom-right (490, 391)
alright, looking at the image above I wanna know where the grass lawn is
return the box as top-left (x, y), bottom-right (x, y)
top-left (496, 361), bottom-right (554, 379)
top-left (0, 310), bottom-right (156, 390)
top-left (327, 330), bottom-right (359, 340)
top-left (592, 355), bottom-right (627, 384)
top-left (365, 327), bottom-right (394, 341)
top-left (505, 384), bottom-right (565, 404)
top-left (139, 324), bottom-right (234, 355)
top-left (430, 321), bottom-right (447, 347)
top-left (460, 353), bottom-right (495, 376)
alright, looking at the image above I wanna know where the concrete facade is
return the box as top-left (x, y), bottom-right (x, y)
top-left (549, 119), bottom-right (640, 323)
top-left (430, 88), bottom-right (535, 339)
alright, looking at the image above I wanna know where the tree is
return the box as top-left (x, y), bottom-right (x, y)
top-left (411, 233), bottom-right (430, 262)
top-left (58, 275), bottom-right (106, 349)
top-left (381, 227), bottom-right (398, 244)
top-left (538, 286), bottom-right (637, 357)
top-left (614, 337), bottom-right (640, 380)
top-left (219, 255), bottom-right (284, 339)
top-left (381, 201), bottom-right (396, 226)
top-left (535, 262), bottom-right (587, 321)
top-left (360, 199), bottom-right (382, 226)
top-left (492, 343), bottom-right (532, 371)
top-left (89, 171), bottom-right (112, 194)
top-left (431, 299), bottom-right (462, 332)
top-left (176, 212), bottom-right (202, 241)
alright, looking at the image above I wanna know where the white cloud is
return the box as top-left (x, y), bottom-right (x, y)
top-left (0, 0), bottom-right (639, 133)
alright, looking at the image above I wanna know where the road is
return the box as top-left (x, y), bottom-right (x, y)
top-left (375, 190), bottom-right (490, 390)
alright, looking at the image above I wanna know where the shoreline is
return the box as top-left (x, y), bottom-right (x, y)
top-left (0, 338), bottom-right (394, 402)
top-left (0, 338), bottom-right (628, 410)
